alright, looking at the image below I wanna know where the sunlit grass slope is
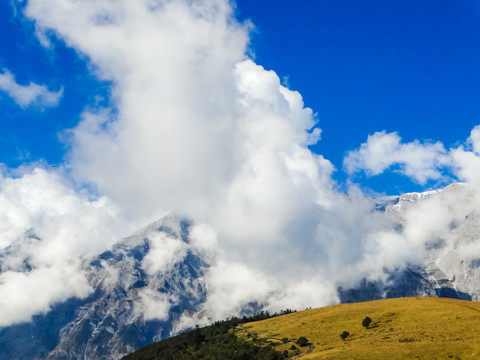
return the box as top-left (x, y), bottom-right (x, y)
top-left (238, 297), bottom-right (480, 359)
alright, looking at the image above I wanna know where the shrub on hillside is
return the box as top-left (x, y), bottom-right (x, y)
top-left (295, 337), bottom-right (309, 347)
top-left (362, 317), bottom-right (372, 329)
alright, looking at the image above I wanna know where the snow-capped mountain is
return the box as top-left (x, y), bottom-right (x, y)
top-left (341, 183), bottom-right (478, 303)
top-left (0, 216), bottom-right (209, 360)
top-left (388, 183), bottom-right (480, 300)
top-left (1, 184), bottom-right (480, 359)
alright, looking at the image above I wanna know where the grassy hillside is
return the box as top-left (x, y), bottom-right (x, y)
top-left (238, 297), bottom-right (480, 359)
top-left (122, 313), bottom-right (289, 360)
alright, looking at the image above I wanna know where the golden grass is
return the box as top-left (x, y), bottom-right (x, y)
top-left (238, 297), bottom-right (480, 359)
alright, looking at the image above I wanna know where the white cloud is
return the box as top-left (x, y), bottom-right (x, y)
top-left (201, 261), bottom-right (273, 320)
top-left (141, 232), bottom-right (187, 275)
top-left (343, 125), bottom-right (480, 195)
top-left (468, 125), bottom-right (480, 155)
top-left (0, 167), bottom-right (129, 325)
top-left (344, 131), bottom-right (450, 183)
top-left (25, 0), bottom-right (335, 252)
top-left (0, 265), bottom-right (91, 326)
top-left (265, 279), bottom-right (338, 313)
top-left (0, 69), bottom-right (62, 108)
top-left (450, 126), bottom-right (480, 191)
top-left (135, 288), bottom-right (171, 322)
top-left (9, 0), bottom-right (480, 330)
top-left (389, 182), bottom-right (480, 267)
top-left (18, 0), bottom-right (434, 324)
top-left (189, 223), bottom-right (217, 264)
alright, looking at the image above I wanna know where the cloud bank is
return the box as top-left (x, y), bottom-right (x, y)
top-left (0, 0), bottom-right (480, 327)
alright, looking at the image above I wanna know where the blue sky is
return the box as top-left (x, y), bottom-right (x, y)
top-left (0, 2), bottom-right (111, 166)
top-left (1, 0), bottom-right (480, 194)
top-left (235, 0), bottom-right (480, 193)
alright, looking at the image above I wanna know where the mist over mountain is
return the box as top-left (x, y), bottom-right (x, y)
top-left (1, 184), bottom-right (480, 359)
top-left (0, 216), bottom-right (208, 359)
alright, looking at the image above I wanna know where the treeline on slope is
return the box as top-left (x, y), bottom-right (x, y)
top-left (122, 310), bottom-right (296, 360)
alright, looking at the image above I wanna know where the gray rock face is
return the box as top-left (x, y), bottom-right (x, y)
top-left (338, 266), bottom-right (439, 303)
top-left (0, 215), bottom-right (209, 360)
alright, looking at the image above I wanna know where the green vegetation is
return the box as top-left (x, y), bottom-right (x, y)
top-left (122, 310), bottom-right (295, 360)
top-left (296, 336), bottom-right (309, 347)
top-left (123, 298), bottom-right (480, 359)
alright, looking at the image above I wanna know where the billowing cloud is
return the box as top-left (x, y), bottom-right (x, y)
top-left (20, 0), bottom-right (402, 321)
top-left (344, 131), bottom-right (450, 183)
top-left (0, 69), bottom-right (62, 108)
top-left (0, 0), bottom-right (477, 329)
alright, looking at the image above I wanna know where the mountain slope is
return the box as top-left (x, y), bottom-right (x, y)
top-left (1, 184), bottom-right (480, 359)
top-left (342, 183), bottom-right (478, 303)
top-left (122, 297), bottom-right (480, 359)
top-left (238, 297), bottom-right (480, 359)
top-left (0, 215), bottom-right (209, 360)
top-left (122, 313), bottom-right (289, 360)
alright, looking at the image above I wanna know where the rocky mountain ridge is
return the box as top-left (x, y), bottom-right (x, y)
top-left (342, 183), bottom-right (478, 303)
top-left (1, 184), bottom-right (480, 359)
top-left (0, 216), bottom-right (208, 360)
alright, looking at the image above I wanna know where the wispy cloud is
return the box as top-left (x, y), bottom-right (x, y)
top-left (0, 69), bottom-right (62, 108)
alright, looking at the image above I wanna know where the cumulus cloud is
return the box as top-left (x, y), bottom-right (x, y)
top-left (345, 126), bottom-right (480, 193)
top-left (13, 0), bottom-right (445, 324)
top-left (344, 131), bottom-right (450, 183)
top-left (0, 69), bottom-right (62, 108)
top-left (2, 0), bottom-right (478, 329)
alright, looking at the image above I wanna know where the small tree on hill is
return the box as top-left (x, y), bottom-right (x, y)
top-left (340, 331), bottom-right (349, 340)
top-left (362, 316), bottom-right (372, 329)
top-left (296, 337), bottom-right (309, 347)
